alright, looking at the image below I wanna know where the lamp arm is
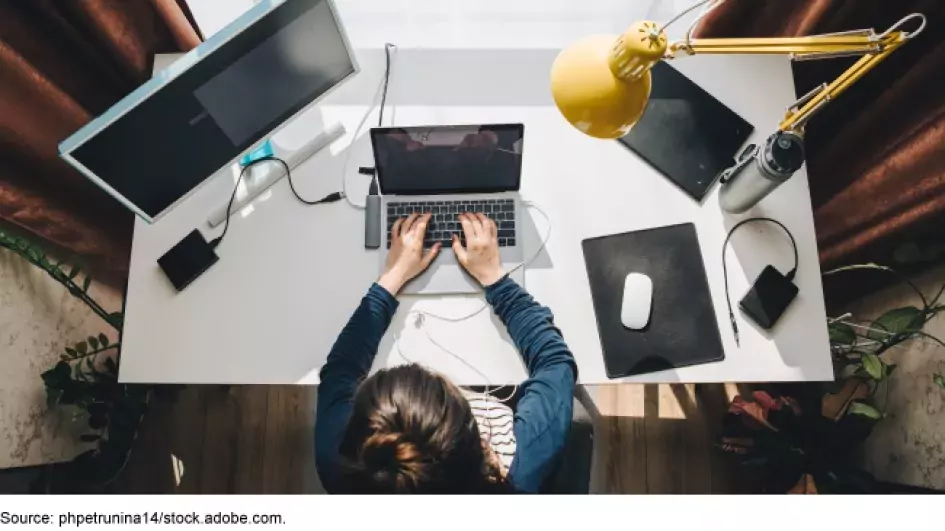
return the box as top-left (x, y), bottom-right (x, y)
top-left (779, 42), bottom-right (900, 133)
top-left (663, 12), bottom-right (925, 134)
top-left (668, 31), bottom-right (903, 57)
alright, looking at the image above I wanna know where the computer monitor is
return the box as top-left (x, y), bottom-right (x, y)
top-left (58, 0), bottom-right (357, 223)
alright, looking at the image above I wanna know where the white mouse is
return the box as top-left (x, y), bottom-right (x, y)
top-left (621, 272), bottom-right (653, 330)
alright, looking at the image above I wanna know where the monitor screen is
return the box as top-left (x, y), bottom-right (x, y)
top-left (61, 0), bottom-right (355, 222)
top-left (371, 124), bottom-right (524, 195)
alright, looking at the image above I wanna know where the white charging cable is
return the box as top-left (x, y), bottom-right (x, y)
top-left (411, 200), bottom-right (552, 324)
top-left (341, 46), bottom-right (398, 210)
top-left (392, 200), bottom-right (553, 406)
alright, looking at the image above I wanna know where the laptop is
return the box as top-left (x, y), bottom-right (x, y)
top-left (371, 124), bottom-right (526, 295)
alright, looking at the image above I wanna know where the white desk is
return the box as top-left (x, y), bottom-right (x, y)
top-left (119, 0), bottom-right (833, 385)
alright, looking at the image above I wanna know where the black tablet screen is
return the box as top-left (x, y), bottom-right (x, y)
top-left (617, 62), bottom-right (754, 201)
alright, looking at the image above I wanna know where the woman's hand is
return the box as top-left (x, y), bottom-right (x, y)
top-left (452, 213), bottom-right (505, 287)
top-left (378, 213), bottom-right (440, 295)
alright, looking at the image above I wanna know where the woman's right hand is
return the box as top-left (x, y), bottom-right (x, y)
top-left (451, 213), bottom-right (506, 287)
top-left (379, 212), bottom-right (440, 295)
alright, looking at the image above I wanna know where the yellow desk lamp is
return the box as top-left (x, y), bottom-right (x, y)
top-left (550, 0), bottom-right (926, 212)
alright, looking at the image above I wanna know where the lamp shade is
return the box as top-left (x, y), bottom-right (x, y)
top-left (550, 21), bottom-right (667, 139)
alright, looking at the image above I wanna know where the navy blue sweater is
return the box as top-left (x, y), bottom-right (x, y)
top-left (314, 276), bottom-right (577, 493)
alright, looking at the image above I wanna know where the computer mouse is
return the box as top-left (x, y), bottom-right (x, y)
top-left (621, 272), bottom-right (653, 330)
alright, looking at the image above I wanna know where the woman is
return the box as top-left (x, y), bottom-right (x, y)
top-left (314, 212), bottom-right (576, 493)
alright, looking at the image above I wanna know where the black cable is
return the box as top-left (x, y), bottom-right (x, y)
top-left (722, 217), bottom-right (798, 346)
top-left (210, 155), bottom-right (343, 249)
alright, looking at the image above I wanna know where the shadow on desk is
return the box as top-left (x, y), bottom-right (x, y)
top-left (720, 205), bottom-right (824, 379)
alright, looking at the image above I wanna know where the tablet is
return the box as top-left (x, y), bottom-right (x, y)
top-left (617, 62), bottom-right (754, 202)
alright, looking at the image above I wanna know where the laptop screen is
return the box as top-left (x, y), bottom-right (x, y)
top-left (371, 124), bottom-right (523, 195)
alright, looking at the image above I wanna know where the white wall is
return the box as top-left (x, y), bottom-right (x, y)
top-left (842, 264), bottom-right (945, 490)
top-left (0, 247), bottom-right (122, 469)
top-left (186, 0), bottom-right (698, 44)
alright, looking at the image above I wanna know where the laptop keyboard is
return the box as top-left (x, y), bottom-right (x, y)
top-left (387, 199), bottom-right (516, 249)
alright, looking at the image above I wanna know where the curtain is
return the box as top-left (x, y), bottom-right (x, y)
top-left (0, 0), bottom-right (201, 286)
top-left (695, 0), bottom-right (945, 277)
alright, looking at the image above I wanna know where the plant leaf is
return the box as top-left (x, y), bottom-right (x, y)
top-left (88, 336), bottom-right (99, 350)
top-left (75, 341), bottom-right (88, 355)
top-left (728, 396), bottom-right (778, 431)
top-left (41, 366), bottom-right (64, 387)
top-left (933, 374), bottom-right (945, 390)
top-left (46, 389), bottom-right (63, 408)
top-left (104, 358), bottom-right (118, 375)
top-left (82, 274), bottom-right (92, 292)
top-left (65, 347), bottom-right (78, 358)
top-left (822, 378), bottom-right (869, 421)
top-left (828, 322), bottom-right (856, 346)
top-left (847, 401), bottom-right (883, 420)
top-left (98, 333), bottom-right (110, 348)
top-left (56, 360), bottom-right (71, 376)
top-left (868, 307), bottom-right (923, 341)
top-left (862, 353), bottom-right (883, 380)
top-left (88, 414), bottom-right (108, 430)
top-left (68, 264), bottom-right (81, 280)
top-left (886, 363), bottom-right (897, 377)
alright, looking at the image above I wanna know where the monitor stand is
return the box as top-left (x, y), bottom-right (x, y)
top-left (206, 122), bottom-right (345, 228)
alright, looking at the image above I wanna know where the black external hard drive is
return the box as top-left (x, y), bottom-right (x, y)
top-left (157, 230), bottom-right (219, 291)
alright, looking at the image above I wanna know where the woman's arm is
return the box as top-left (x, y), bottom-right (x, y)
top-left (314, 212), bottom-right (440, 493)
top-left (451, 213), bottom-right (577, 493)
top-left (314, 284), bottom-right (398, 492)
top-left (485, 276), bottom-right (577, 493)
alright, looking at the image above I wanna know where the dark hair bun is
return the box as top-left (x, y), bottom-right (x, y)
top-left (361, 431), bottom-right (421, 473)
top-left (339, 364), bottom-right (510, 493)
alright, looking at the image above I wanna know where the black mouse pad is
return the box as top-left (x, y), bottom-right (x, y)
top-left (617, 62), bottom-right (754, 202)
top-left (582, 223), bottom-right (724, 378)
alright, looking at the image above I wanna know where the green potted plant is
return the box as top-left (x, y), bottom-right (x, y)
top-left (718, 264), bottom-right (945, 493)
top-left (0, 229), bottom-right (148, 491)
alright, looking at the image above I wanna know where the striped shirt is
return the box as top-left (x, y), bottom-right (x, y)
top-left (464, 391), bottom-right (517, 472)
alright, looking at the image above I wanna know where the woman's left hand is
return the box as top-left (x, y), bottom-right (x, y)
top-left (378, 212), bottom-right (441, 295)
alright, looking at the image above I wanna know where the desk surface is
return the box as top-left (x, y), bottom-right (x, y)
top-left (119, 0), bottom-right (833, 385)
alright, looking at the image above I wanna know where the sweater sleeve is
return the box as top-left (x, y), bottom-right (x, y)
top-left (314, 283), bottom-right (398, 493)
top-left (484, 276), bottom-right (577, 493)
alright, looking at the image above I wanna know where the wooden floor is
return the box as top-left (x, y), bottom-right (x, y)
top-left (116, 383), bottom-right (754, 494)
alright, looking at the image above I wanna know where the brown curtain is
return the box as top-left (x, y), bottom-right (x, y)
top-left (695, 0), bottom-right (945, 274)
top-left (0, 0), bottom-right (201, 286)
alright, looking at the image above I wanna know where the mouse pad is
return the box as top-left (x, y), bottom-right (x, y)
top-left (617, 62), bottom-right (754, 202)
top-left (582, 223), bottom-right (724, 378)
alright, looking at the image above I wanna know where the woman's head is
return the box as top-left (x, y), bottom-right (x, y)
top-left (338, 364), bottom-right (507, 493)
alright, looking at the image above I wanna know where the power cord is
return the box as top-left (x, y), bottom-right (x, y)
top-left (210, 155), bottom-right (343, 249)
top-left (391, 200), bottom-right (552, 405)
top-left (721, 217), bottom-right (798, 346)
top-left (409, 200), bottom-right (552, 324)
top-left (658, 0), bottom-right (713, 33)
top-left (684, 0), bottom-right (726, 51)
top-left (342, 43), bottom-right (397, 210)
top-left (377, 43), bottom-right (395, 129)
